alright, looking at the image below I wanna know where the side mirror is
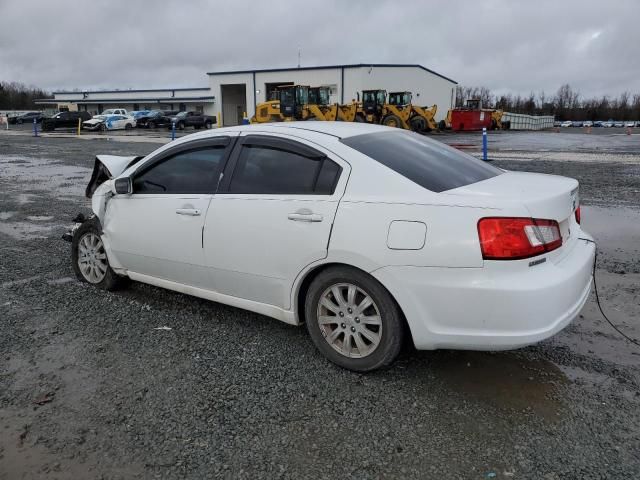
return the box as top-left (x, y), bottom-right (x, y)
top-left (113, 177), bottom-right (132, 195)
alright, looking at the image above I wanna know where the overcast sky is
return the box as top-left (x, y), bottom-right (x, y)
top-left (1, 0), bottom-right (638, 98)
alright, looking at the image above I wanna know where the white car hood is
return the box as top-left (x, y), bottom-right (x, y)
top-left (96, 155), bottom-right (138, 177)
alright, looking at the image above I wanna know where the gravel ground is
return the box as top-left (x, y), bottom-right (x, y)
top-left (1, 131), bottom-right (639, 479)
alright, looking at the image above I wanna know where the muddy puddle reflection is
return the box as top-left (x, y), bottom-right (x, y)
top-left (421, 351), bottom-right (567, 421)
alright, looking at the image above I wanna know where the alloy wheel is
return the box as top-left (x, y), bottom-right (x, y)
top-left (317, 283), bottom-right (382, 358)
top-left (77, 232), bottom-right (108, 284)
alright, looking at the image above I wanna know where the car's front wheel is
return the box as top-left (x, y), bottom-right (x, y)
top-left (72, 220), bottom-right (126, 291)
top-left (305, 266), bottom-right (405, 372)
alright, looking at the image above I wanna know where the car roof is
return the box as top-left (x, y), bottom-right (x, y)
top-left (213, 121), bottom-right (392, 139)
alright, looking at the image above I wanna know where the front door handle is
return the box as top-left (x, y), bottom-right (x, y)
top-left (288, 212), bottom-right (323, 222)
top-left (176, 208), bottom-right (201, 216)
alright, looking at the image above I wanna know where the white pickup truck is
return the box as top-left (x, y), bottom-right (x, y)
top-left (101, 108), bottom-right (128, 116)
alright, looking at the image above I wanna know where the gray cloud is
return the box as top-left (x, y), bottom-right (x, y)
top-left (0, 0), bottom-right (638, 98)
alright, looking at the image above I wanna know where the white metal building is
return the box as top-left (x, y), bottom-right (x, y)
top-left (37, 63), bottom-right (457, 126)
top-left (208, 63), bottom-right (457, 126)
top-left (36, 87), bottom-right (215, 115)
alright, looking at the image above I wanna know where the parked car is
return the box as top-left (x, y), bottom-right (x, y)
top-left (167, 111), bottom-right (215, 130)
top-left (67, 122), bottom-right (594, 372)
top-left (136, 110), bottom-right (178, 128)
top-left (41, 111), bottom-right (92, 131)
top-left (129, 110), bottom-right (151, 120)
top-left (614, 121), bottom-right (624, 128)
top-left (8, 111), bottom-right (44, 124)
top-left (560, 120), bottom-right (572, 127)
top-left (571, 121), bottom-right (583, 127)
top-left (583, 121), bottom-right (593, 128)
top-left (593, 121), bottom-right (603, 127)
top-left (603, 121), bottom-right (614, 128)
top-left (624, 121), bottom-right (635, 128)
top-left (82, 114), bottom-right (136, 131)
top-left (100, 108), bottom-right (128, 116)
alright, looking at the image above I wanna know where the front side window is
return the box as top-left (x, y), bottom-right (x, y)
top-left (341, 130), bottom-right (502, 193)
top-left (133, 146), bottom-right (227, 194)
top-left (228, 145), bottom-right (341, 195)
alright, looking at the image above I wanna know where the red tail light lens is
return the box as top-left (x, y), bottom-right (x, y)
top-left (575, 206), bottom-right (581, 224)
top-left (478, 217), bottom-right (562, 260)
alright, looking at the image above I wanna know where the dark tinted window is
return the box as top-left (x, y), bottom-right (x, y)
top-left (228, 145), bottom-right (340, 195)
top-left (133, 147), bottom-right (226, 194)
top-left (341, 130), bottom-right (501, 192)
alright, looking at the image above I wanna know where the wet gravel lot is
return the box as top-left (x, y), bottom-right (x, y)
top-left (1, 129), bottom-right (639, 479)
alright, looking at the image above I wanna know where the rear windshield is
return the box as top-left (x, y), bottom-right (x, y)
top-left (341, 130), bottom-right (502, 192)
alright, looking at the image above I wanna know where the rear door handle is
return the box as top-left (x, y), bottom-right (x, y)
top-left (176, 208), bottom-right (201, 216)
top-left (288, 212), bottom-right (323, 222)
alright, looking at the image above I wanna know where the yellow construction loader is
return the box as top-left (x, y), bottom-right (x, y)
top-left (361, 90), bottom-right (438, 132)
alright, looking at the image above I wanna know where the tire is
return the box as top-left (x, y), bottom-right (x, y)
top-left (178, 122), bottom-right (185, 130)
top-left (204, 121), bottom-right (212, 129)
top-left (17, 119), bottom-right (23, 125)
top-left (382, 114), bottom-right (402, 129)
top-left (100, 124), bottom-right (107, 132)
top-left (354, 114), bottom-right (366, 123)
top-left (125, 123), bottom-right (132, 130)
top-left (438, 120), bottom-right (446, 131)
top-left (147, 121), bottom-right (155, 129)
top-left (410, 116), bottom-right (427, 132)
top-left (71, 219), bottom-right (127, 291)
top-left (304, 266), bottom-right (405, 372)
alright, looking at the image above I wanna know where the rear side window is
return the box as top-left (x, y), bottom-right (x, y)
top-left (228, 145), bottom-right (341, 195)
top-left (133, 147), bottom-right (226, 194)
top-left (341, 130), bottom-right (501, 192)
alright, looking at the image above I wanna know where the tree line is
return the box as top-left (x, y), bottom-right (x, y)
top-left (0, 81), bottom-right (52, 110)
top-left (455, 84), bottom-right (640, 121)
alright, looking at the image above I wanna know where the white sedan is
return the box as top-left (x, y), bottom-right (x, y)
top-left (68, 122), bottom-right (595, 371)
top-left (82, 114), bottom-right (136, 131)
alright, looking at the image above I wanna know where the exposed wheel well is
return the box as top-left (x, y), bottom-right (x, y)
top-left (295, 262), bottom-right (413, 343)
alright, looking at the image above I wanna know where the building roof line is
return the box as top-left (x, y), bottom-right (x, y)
top-left (206, 63), bottom-right (457, 84)
top-left (52, 87), bottom-right (211, 95)
top-left (35, 96), bottom-right (216, 104)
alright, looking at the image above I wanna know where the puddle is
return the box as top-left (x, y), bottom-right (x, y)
top-left (26, 215), bottom-right (54, 222)
top-left (0, 155), bottom-right (90, 197)
top-left (581, 206), bottom-right (640, 255)
top-left (427, 351), bottom-right (566, 421)
top-left (0, 221), bottom-right (63, 240)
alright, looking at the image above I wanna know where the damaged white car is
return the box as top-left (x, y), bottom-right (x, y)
top-left (66, 123), bottom-right (595, 371)
top-left (82, 114), bottom-right (136, 132)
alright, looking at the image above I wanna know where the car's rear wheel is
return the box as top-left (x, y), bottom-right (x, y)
top-left (204, 121), bottom-right (212, 129)
top-left (147, 121), bottom-right (155, 129)
top-left (178, 122), bottom-right (185, 130)
top-left (305, 266), bottom-right (404, 372)
top-left (71, 220), bottom-right (127, 291)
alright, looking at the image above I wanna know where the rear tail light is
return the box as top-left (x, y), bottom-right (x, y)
top-left (478, 217), bottom-right (562, 260)
top-left (575, 206), bottom-right (581, 224)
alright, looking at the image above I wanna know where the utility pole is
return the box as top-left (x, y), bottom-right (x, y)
top-left (297, 47), bottom-right (301, 68)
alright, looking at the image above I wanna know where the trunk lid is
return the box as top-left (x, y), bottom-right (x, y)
top-left (445, 171), bottom-right (579, 222)
top-left (445, 171), bottom-right (579, 247)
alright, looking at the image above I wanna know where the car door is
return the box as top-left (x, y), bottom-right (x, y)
top-left (203, 133), bottom-right (349, 310)
top-left (104, 135), bottom-right (237, 288)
